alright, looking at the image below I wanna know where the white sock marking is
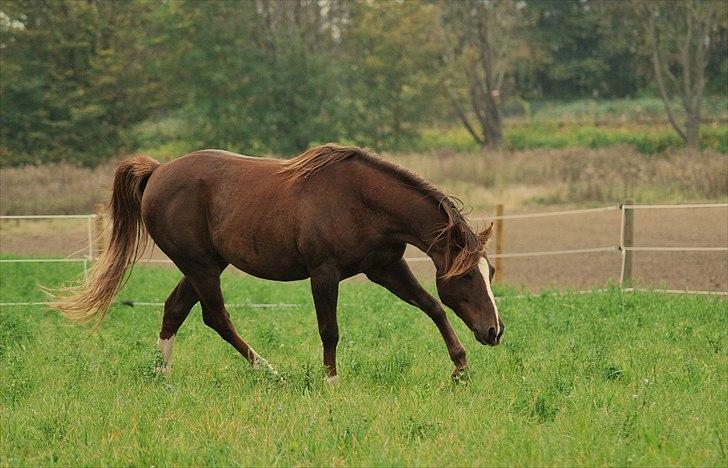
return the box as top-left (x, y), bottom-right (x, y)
top-left (156, 335), bottom-right (176, 373)
top-left (250, 349), bottom-right (279, 376)
top-left (479, 258), bottom-right (500, 334)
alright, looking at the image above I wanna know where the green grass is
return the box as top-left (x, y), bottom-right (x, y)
top-left (133, 97), bottom-right (728, 160)
top-left (507, 96), bottom-right (728, 123)
top-left (1, 262), bottom-right (727, 466)
top-left (416, 122), bottom-right (728, 154)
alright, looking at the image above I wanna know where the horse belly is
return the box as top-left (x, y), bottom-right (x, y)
top-left (213, 226), bottom-right (309, 281)
top-left (228, 254), bottom-right (309, 281)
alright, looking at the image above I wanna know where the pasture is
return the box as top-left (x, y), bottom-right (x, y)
top-left (1, 261), bottom-right (726, 466)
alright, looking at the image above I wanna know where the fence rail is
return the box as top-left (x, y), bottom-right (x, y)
top-left (471, 205), bottom-right (619, 222)
top-left (0, 214), bottom-right (96, 220)
top-left (2, 202), bottom-right (726, 307)
top-left (0, 258), bottom-right (89, 263)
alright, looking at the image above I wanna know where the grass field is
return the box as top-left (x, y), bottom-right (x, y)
top-left (1, 262), bottom-right (726, 466)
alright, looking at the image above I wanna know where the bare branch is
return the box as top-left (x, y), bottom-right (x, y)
top-left (647, 9), bottom-right (687, 141)
top-left (681, 3), bottom-right (693, 112)
top-left (445, 85), bottom-right (485, 145)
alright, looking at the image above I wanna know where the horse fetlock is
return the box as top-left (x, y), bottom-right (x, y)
top-left (324, 374), bottom-right (339, 386)
top-left (250, 350), bottom-right (279, 376)
top-left (153, 350), bottom-right (170, 375)
top-left (450, 348), bottom-right (467, 367)
top-left (153, 335), bottom-right (176, 375)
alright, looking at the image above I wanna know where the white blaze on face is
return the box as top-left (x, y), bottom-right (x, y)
top-left (478, 258), bottom-right (500, 334)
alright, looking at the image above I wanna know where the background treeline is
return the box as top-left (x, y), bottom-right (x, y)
top-left (1, 0), bottom-right (726, 166)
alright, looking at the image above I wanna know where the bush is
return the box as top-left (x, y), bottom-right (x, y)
top-left (500, 123), bottom-right (727, 155)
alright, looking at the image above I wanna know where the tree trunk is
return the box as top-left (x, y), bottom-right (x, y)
top-left (685, 112), bottom-right (700, 150)
top-left (483, 104), bottom-right (502, 148)
top-left (640, 1), bottom-right (719, 152)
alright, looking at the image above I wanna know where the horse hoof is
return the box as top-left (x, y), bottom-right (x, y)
top-left (451, 366), bottom-right (469, 382)
top-left (324, 375), bottom-right (339, 386)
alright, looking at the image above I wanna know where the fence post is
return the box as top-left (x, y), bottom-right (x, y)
top-left (620, 199), bottom-right (634, 287)
top-left (95, 204), bottom-right (106, 260)
top-left (494, 204), bottom-right (504, 283)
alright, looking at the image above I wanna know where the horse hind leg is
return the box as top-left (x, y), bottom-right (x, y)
top-left (184, 266), bottom-right (278, 376)
top-left (155, 277), bottom-right (199, 374)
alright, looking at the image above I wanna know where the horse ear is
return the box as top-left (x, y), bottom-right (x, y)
top-left (479, 222), bottom-right (494, 244)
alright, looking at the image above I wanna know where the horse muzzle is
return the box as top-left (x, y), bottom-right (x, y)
top-left (475, 322), bottom-right (505, 346)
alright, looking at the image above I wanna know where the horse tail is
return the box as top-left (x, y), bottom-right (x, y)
top-left (49, 155), bottom-right (159, 327)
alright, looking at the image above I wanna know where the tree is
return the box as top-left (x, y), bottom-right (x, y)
top-left (638, 0), bottom-right (727, 150)
top-left (342, 1), bottom-right (445, 149)
top-left (523, 0), bottom-right (645, 99)
top-left (439, 1), bottom-right (531, 148)
top-left (153, 0), bottom-right (350, 155)
top-left (0, 0), bottom-right (163, 166)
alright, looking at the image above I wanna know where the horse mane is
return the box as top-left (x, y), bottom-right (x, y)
top-left (278, 143), bottom-right (367, 181)
top-left (279, 143), bottom-right (484, 279)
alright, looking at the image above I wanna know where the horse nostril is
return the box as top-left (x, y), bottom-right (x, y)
top-left (475, 325), bottom-right (501, 346)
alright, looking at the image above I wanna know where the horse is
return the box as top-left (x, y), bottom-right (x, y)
top-left (51, 144), bottom-right (504, 382)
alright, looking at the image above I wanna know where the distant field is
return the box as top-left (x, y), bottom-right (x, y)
top-left (415, 122), bottom-right (727, 154)
top-left (131, 96), bottom-right (728, 157)
top-left (1, 262), bottom-right (726, 466)
top-left (505, 96), bottom-right (728, 123)
top-left (3, 97), bottom-right (727, 215)
top-left (2, 147), bottom-right (726, 215)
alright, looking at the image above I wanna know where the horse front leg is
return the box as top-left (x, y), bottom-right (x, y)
top-left (309, 266), bottom-right (341, 384)
top-left (366, 259), bottom-right (468, 378)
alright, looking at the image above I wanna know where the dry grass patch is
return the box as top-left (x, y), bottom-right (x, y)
top-left (0, 161), bottom-right (116, 215)
top-left (384, 147), bottom-right (728, 209)
top-left (1, 147), bottom-right (725, 215)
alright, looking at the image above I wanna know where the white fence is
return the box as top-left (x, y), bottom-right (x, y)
top-left (1, 202), bottom-right (727, 308)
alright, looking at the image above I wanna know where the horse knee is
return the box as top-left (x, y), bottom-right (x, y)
top-left (202, 309), bottom-right (222, 330)
top-left (425, 305), bottom-right (447, 322)
top-left (319, 326), bottom-right (339, 348)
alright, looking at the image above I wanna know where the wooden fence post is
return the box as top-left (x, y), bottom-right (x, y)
top-left (620, 199), bottom-right (634, 287)
top-left (95, 204), bottom-right (106, 260)
top-left (494, 204), bottom-right (504, 283)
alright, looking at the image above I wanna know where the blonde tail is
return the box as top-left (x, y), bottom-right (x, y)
top-left (48, 155), bottom-right (159, 327)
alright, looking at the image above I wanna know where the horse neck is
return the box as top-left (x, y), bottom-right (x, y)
top-left (371, 182), bottom-right (452, 273)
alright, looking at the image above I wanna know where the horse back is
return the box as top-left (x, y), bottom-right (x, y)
top-left (141, 150), bottom-right (399, 279)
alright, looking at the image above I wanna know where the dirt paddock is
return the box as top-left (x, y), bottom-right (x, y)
top-left (1, 207), bottom-right (726, 293)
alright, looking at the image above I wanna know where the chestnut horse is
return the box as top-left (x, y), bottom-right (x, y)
top-left (52, 144), bottom-right (504, 381)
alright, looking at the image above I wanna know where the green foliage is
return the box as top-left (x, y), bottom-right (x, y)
top-left (523, 1), bottom-right (647, 98)
top-left (1, 0), bottom-right (726, 165)
top-left (0, 0), bottom-right (164, 166)
top-left (505, 124), bottom-right (728, 154)
top-left (343, 1), bottom-right (445, 149)
top-left (510, 96), bottom-right (728, 122)
top-left (1, 261), bottom-right (726, 465)
top-left (150, 0), bottom-right (350, 155)
top-left (417, 122), bottom-right (727, 155)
